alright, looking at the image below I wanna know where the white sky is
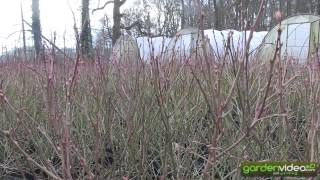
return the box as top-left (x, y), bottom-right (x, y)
top-left (0, 0), bottom-right (135, 51)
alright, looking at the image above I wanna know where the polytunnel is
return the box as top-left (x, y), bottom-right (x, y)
top-left (258, 14), bottom-right (320, 62)
top-left (111, 35), bottom-right (140, 62)
top-left (164, 27), bottom-right (213, 61)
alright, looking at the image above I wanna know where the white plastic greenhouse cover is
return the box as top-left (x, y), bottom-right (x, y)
top-left (164, 28), bottom-right (214, 61)
top-left (136, 28), bottom-right (267, 60)
top-left (258, 14), bottom-right (320, 63)
top-left (111, 35), bottom-right (140, 61)
top-left (136, 36), bottom-right (171, 60)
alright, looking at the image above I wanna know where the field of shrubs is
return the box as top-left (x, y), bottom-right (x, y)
top-left (0, 42), bottom-right (319, 179)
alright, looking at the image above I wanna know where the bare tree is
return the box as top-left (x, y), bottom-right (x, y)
top-left (94, 0), bottom-right (320, 44)
top-left (317, 0), bottom-right (320, 15)
top-left (21, 4), bottom-right (27, 60)
top-left (32, 0), bottom-right (42, 58)
top-left (80, 0), bottom-right (93, 58)
top-left (180, 0), bottom-right (186, 29)
top-left (213, 0), bottom-right (221, 29)
top-left (93, 0), bottom-right (127, 45)
top-left (112, 0), bottom-right (126, 44)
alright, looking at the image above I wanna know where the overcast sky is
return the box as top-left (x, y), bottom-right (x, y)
top-left (0, 0), bottom-right (135, 51)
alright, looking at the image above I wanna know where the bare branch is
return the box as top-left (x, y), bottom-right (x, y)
top-left (121, 21), bottom-right (160, 37)
top-left (92, 1), bottom-right (114, 14)
top-left (23, 20), bottom-right (73, 61)
top-left (119, 0), bottom-right (127, 6)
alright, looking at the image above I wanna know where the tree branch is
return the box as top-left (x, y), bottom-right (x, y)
top-left (121, 21), bottom-right (149, 35)
top-left (119, 0), bottom-right (127, 6)
top-left (121, 21), bottom-right (162, 37)
top-left (92, 1), bottom-right (114, 14)
top-left (121, 21), bottom-right (141, 31)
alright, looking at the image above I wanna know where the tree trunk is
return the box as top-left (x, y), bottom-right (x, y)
top-left (234, 1), bottom-right (240, 29)
top-left (279, 0), bottom-right (284, 14)
top-left (112, 0), bottom-right (126, 45)
top-left (213, 0), bottom-right (220, 30)
top-left (308, 0), bottom-right (313, 13)
top-left (269, 0), bottom-right (275, 29)
top-left (287, 0), bottom-right (291, 16)
top-left (32, 0), bottom-right (42, 58)
top-left (295, 0), bottom-right (299, 14)
top-left (181, 0), bottom-right (186, 29)
top-left (21, 4), bottom-right (27, 60)
top-left (91, 0), bottom-right (126, 45)
top-left (317, 0), bottom-right (320, 15)
top-left (240, 0), bottom-right (249, 30)
top-left (80, 0), bottom-right (92, 58)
